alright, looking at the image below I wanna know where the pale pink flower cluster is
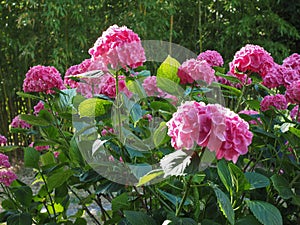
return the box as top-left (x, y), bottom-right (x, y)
top-left (283, 53), bottom-right (300, 75)
top-left (166, 101), bottom-right (253, 163)
top-left (23, 65), bottom-right (65, 94)
top-left (89, 25), bottom-right (146, 69)
top-left (290, 105), bottom-right (300, 122)
top-left (197, 50), bottom-right (224, 67)
top-left (0, 153), bottom-right (17, 186)
top-left (260, 94), bottom-right (287, 111)
top-left (33, 101), bottom-right (45, 115)
top-left (238, 110), bottom-right (261, 125)
top-left (64, 59), bottom-right (92, 88)
top-left (11, 115), bottom-right (31, 129)
top-left (29, 142), bottom-right (50, 152)
top-left (229, 44), bottom-right (274, 77)
top-left (177, 59), bottom-right (216, 85)
top-left (285, 80), bottom-right (300, 104)
top-left (0, 135), bottom-right (7, 145)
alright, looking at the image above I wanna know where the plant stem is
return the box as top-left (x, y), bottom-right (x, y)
top-left (175, 176), bottom-right (193, 217)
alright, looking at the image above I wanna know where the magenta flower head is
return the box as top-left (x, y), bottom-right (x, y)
top-left (285, 80), bottom-right (300, 104)
top-left (290, 105), bottom-right (300, 122)
top-left (260, 94), bottom-right (287, 112)
top-left (88, 25), bottom-right (146, 69)
top-left (0, 135), bottom-right (7, 145)
top-left (283, 53), bottom-right (300, 75)
top-left (33, 101), bottom-right (45, 115)
top-left (177, 59), bottom-right (216, 85)
top-left (11, 115), bottom-right (31, 129)
top-left (0, 153), bottom-right (11, 168)
top-left (0, 170), bottom-right (17, 187)
top-left (23, 65), bottom-right (64, 94)
top-left (229, 44), bottom-right (274, 78)
top-left (197, 50), bottom-right (224, 67)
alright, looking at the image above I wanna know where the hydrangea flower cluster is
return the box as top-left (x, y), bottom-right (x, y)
top-left (0, 153), bottom-right (17, 186)
top-left (260, 94), bottom-right (287, 111)
top-left (11, 115), bottom-right (31, 129)
top-left (166, 101), bottom-right (253, 163)
top-left (33, 101), bottom-right (45, 115)
top-left (238, 110), bottom-right (261, 125)
top-left (64, 59), bottom-right (92, 88)
top-left (23, 65), bottom-right (65, 94)
top-left (89, 24), bottom-right (146, 69)
top-left (197, 50), bottom-right (224, 67)
top-left (290, 105), bottom-right (300, 122)
top-left (285, 80), bottom-right (300, 104)
top-left (282, 53), bottom-right (300, 75)
top-left (229, 44), bottom-right (274, 78)
top-left (0, 135), bottom-right (7, 145)
top-left (29, 142), bottom-right (50, 152)
top-left (177, 59), bottom-right (216, 85)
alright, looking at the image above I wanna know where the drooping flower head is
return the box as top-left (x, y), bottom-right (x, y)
top-left (229, 44), bottom-right (274, 78)
top-left (260, 94), bottom-right (287, 111)
top-left (177, 59), bottom-right (216, 85)
top-left (23, 65), bottom-right (64, 94)
top-left (282, 53), bottom-right (300, 75)
top-left (11, 115), bottom-right (31, 129)
top-left (88, 25), bottom-right (146, 69)
top-left (197, 50), bottom-right (224, 67)
top-left (285, 80), bottom-right (300, 104)
top-left (0, 135), bottom-right (7, 145)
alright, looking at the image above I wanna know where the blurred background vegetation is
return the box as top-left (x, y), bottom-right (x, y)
top-left (1, 0), bottom-right (299, 145)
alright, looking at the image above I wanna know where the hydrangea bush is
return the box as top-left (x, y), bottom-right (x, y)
top-left (0, 24), bottom-right (299, 225)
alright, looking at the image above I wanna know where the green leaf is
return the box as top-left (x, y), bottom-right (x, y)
top-left (56, 88), bottom-right (77, 112)
top-left (47, 168), bottom-right (73, 191)
top-left (7, 213), bottom-right (32, 225)
top-left (126, 79), bottom-right (147, 98)
top-left (160, 150), bottom-right (192, 177)
top-left (19, 114), bottom-right (50, 126)
top-left (16, 91), bottom-right (42, 100)
top-left (215, 71), bottom-right (241, 83)
top-left (40, 151), bottom-right (56, 166)
top-left (245, 100), bottom-right (261, 111)
top-left (130, 103), bottom-right (144, 125)
top-left (235, 215), bottom-right (261, 225)
top-left (78, 98), bottom-right (112, 117)
top-left (1, 199), bottom-right (17, 210)
top-left (247, 200), bottom-right (283, 225)
top-left (137, 169), bottom-right (164, 186)
top-left (156, 77), bottom-right (181, 96)
top-left (38, 109), bottom-right (54, 124)
top-left (271, 174), bottom-right (294, 199)
top-left (0, 145), bottom-right (19, 153)
top-left (158, 189), bottom-right (192, 207)
top-left (157, 55), bottom-right (180, 83)
top-left (201, 219), bottom-right (221, 225)
top-left (219, 83), bottom-right (242, 96)
top-left (217, 159), bottom-right (232, 194)
top-left (111, 192), bottom-right (130, 212)
top-left (289, 127), bottom-right (300, 138)
top-left (150, 101), bottom-right (176, 112)
top-left (245, 172), bottom-right (270, 190)
top-left (24, 147), bottom-right (40, 169)
top-left (11, 186), bottom-right (32, 207)
top-left (211, 185), bottom-right (235, 225)
top-left (228, 163), bottom-right (251, 193)
top-left (124, 211), bottom-right (157, 225)
top-left (153, 122), bottom-right (169, 147)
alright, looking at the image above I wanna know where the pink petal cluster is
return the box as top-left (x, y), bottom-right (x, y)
top-left (229, 44), bottom-right (274, 77)
top-left (166, 101), bottom-right (253, 163)
top-left (29, 142), bottom-right (50, 152)
top-left (11, 115), bottom-right (31, 129)
top-left (290, 105), bottom-right (300, 122)
top-left (197, 50), bottom-right (224, 67)
top-left (64, 59), bottom-right (92, 88)
top-left (262, 64), bottom-right (284, 89)
top-left (260, 94), bottom-right (287, 111)
top-left (101, 126), bottom-right (114, 136)
top-left (283, 53), bottom-right (300, 75)
top-left (238, 110), bottom-right (261, 125)
top-left (177, 59), bottom-right (216, 85)
top-left (142, 76), bottom-right (177, 103)
top-left (285, 80), bottom-right (300, 104)
top-left (53, 151), bottom-right (60, 158)
top-left (33, 101), bottom-right (45, 115)
top-left (0, 153), bottom-right (11, 168)
top-left (0, 170), bottom-right (17, 186)
top-left (23, 65), bottom-right (65, 94)
top-left (88, 25), bottom-right (146, 69)
top-left (0, 135), bottom-right (7, 145)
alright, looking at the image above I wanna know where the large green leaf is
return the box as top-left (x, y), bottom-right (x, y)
top-left (124, 211), bottom-right (157, 225)
top-left (271, 174), bottom-right (294, 199)
top-left (156, 55), bottom-right (180, 83)
top-left (245, 172), bottom-right (270, 190)
top-left (158, 189), bottom-right (192, 207)
top-left (235, 215), bottom-right (260, 225)
top-left (247, 200), bottom-right (282, 225)
top-left (217, 159), bottom-right (232, 194)
top-left (211, 185), bottom-right (235, 225)
top-left (47, 168), bottom-right (74, 191)
top-left (78, 98), bottom-right (112, 117)
top-left (24, 147), bottom-right (40, 169)
top-left (111, 192), bottom-right (130, 212)
top-left (289, 127), bottom-right (300, 138)
top-left (228, 163), bottom-right (250, 193)
top-left (19, 114), bottom-right (50, 126)
top-left (7, 213), bottom-right (32, 225)
top-left (11, 186), bottom-right (32, 208)
top-left (153, 121), bottom-right (169, 147)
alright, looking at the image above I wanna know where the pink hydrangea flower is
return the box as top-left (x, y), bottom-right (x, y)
top-left (285, 80), bottom-right (300, 104)
top-left (177, 59), bottom-right (216, 85)
top-left (0, 135), bottom-right (7, 145)
top-left (281, 67), bottom-right (300, 87)
top-left (23, 65), bottom-right (65, 94)
top-left (283, 53), bottom-right (300, 75)
top-left (0, 153), bottom-right (11, 168)
top-left (0, 170), bottom-right (17, 186)
top-left (238, 110), bottom-right (261, 125)
top-left (260, 94), bottom-right (287, 111)
top-left (216, 110), bottom-right (253, 163)
top-left (88, 25), bottom-right (146, 69)
top-left (29, 142), bottom-right (50, 152)
top-left (33, 101), bottom-right (45, 115)
top-left (229, 44), bottom-right (274, 78)
top-left (262, 64), bottom-right (285, 89)
top-left (290, 105), bottom-right (300, 122)
top-left (11, 115), bottom-right (31, 129)
top-left (197, 50), bottom-right (224, 67)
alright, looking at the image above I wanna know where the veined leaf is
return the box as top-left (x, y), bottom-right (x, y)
top-left (78, 98), bottom-right (112, 117)
top-left (157, 55), bottom-right (180, 83)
